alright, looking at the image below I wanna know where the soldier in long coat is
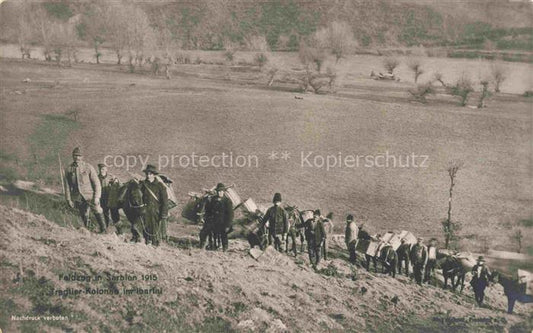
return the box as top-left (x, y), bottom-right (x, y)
top-left (64, 147), bottom-right (106, 233)
top-left (410, 237), bottom-right (428, 285)
top-left (301, 209), bottom-right (326, 269)
top-left (471, 256), bottom-right (491, 306)
top-left (261, 192), bottom-right (288, 252)
top-left (201, 183), bottom-right (233, 251)
top-left (424, 238), bottom-right (439, 284)
top-left (141, 165), bottom-right (168, 247)
top-left (344, 214), bottom-right (358, 264)
top-left (97, 164), bottom-right (121, 228)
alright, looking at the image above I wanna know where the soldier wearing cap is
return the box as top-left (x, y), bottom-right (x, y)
top-left (261, 192), bottom-right (288, 252)
top-left (410, 237), bottom-right (428, 285)
top-left (141, 164), bottom-right (168, 247)
top-left (344, 214), bottom-right (358, 264)
top-left (397, 238), bottom-right (411, 277)
top-left (97, 163), bottom-right (121, 228)
top-left (424, 238), bottom-right (439, 284)
top-left (471, 256), bottom-right (491, 306)
top-left (200, 183), bottom-right (234, 251)
top-left (301, 209), bottom-right (326, 269)
top-left (64, 147), bottom-right (106, 233)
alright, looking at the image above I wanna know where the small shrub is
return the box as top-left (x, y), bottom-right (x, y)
top-left (407, 58), bottom-right (424, 83)
top-left (409, 83), bottom-right (435, 103)
top-left (451, 75), bottom-right (474, 106)
top-left (318, 262), bottom-right (342, 277)
top-left (224, 51), bottom-right (235, 62)
top-left (254, 53), bottom-right (268, 68)
top-left (434, 72), bottom-right (447, 87)
top-left (490, 63), bottom-right (508, 93)
top-left (383, 57), bottom-right (400, 74)
top-left (523, 90), bottom-right (533, 98)
top-left (477, 80), bottom-right (491, 108)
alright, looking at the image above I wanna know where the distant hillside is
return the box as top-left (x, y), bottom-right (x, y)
top-left (0, 0), bottom-right (532, 51)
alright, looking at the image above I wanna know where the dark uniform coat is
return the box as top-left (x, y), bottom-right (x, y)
top-left (262, 205), bottom-right (288, 236)
top-left (303, 218), bottom-right (326, 246)
top-left (204, 196), bottom-right (234, 230)
top-left (141, 178), bottom-right (169, 244)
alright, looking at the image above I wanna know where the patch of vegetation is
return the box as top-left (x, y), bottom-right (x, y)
top-left (226, 302), bottom-right (247, 318)
top-left (198, 316), bottom-right (234, 333)
top-left (0, 189), bottom-right (82, 229)
top-left (318, 262), bottom-right (342, 278)
top-left (27, 113), bottom-right (80, 185)
top-left (7, 270), bottom-right (87, 330)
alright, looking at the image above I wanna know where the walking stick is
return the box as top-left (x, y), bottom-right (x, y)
top-left (58, 152), bottom-right (65, 196)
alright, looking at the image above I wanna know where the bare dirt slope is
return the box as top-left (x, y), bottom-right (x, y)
top-left (0, 205), bottom-right (530, 332)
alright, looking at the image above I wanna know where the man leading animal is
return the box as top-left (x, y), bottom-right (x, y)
top-left (64, 147), bottom-right (106, 233)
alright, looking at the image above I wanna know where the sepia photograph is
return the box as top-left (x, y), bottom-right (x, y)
top-left (0, 0), bottom-right (532, 332)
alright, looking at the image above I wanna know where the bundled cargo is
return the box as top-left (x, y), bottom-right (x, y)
top-left (366, 240), bottom-right (381, 257)
top-left (300, 210), bottom-right (314, 223)
top-left (242, 198), bottom-right (259, 214)
top-left (224, 187), bottom-right (242, 208)
top-left (398, 230), bottom-right (417, 245)
top-left (355, 239), bottom-right (381, 256)
top-left (387, 233), bottom-right (404, 250)
top-left (517, 269), bottom-right (533, 296)
top-left (381, 232), bottom-right (394, 243)
top-left (156, 175), bottom-right (178, 210)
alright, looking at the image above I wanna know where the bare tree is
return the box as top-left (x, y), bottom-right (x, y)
top-left (49, 21), bottom-right (78, 67)
top-left (443, 160), bottom-right (464, 249)
top-left (105, 5), bottom-right (130, 65)
top-left (477, 80), bottom-right (491, 108)
top-left (122, 5), bottom-right (154, 72)
top-left (319, 21), bottom-right (355, 63)
top-left (451, 74), bottom-right (474, 107)
top-left (299, 41), bottom-right (327, 73)
top-left (434, 71), bottom-right (448, 88)
top-left (14, 2), bottom-right (33, 59)
top-left (223, 38), bottom-right (239, 63)
top-left (408, 82), bottom-right (435, 103)
top-left (408, 58), bottom-right (424, 83)
top-left (32, 6), bottom-right (54, 61)
top-left (81, 3), bottom-right (109, 64)
top-left (383, 57), bottom-right (400, 75)
top-left (490, 63), bottom-right (508, 93)
top-left (510, 229), bottom-right (523, 253)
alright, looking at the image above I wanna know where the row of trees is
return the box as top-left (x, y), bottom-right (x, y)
top-left (11, 1), bottom-right (178, 71)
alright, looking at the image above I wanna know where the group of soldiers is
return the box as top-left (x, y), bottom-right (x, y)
top-left (63, 147), bottom-right (169, 246)
top-left (345, 216), bottom-right (439, 284)
top-left (64, 147), bottom-right (496, 304)
top-left (345, 215), bottom-right (494, 304)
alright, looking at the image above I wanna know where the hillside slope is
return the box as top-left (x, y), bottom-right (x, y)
top-left (0, 205), bottom-right (530, 332)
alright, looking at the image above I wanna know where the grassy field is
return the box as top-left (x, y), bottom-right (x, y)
top-left (0, 54), bottom-right (532, 253)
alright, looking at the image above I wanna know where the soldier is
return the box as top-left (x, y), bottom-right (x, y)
top-left (344, 214), bottom-right (358, 265)
top-left (471, 256), bottom-right (491, 306)
top-left (201, 183), bottom-right (233, 251)
top-left (64, 147), bottom-right (106, 233)
top-left (97, 164), bottom-right (121, 228)
top-left (141, 165), bottom-right (168, 247)
top-left (424, 238), bottom-right (439, 284)
top-left (302, 209), bottom-right (326, 269)
top-left (261, 192), bottom-right (288, 252)
top-left (397, 238), bottom-right (411, 277)
top-left (321, 212), bottom-right (334, 260)
top-left (410, 237), bottom-right (428, 286)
